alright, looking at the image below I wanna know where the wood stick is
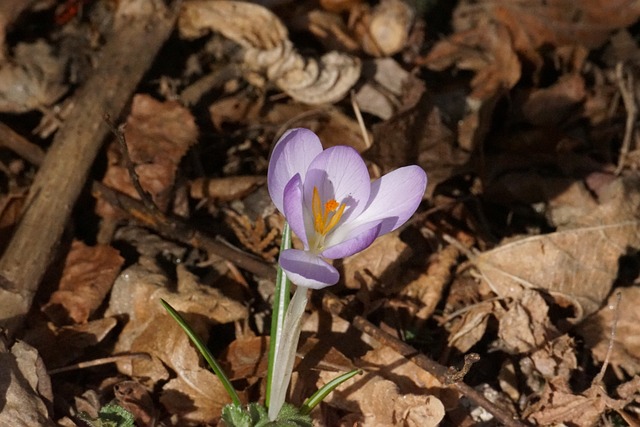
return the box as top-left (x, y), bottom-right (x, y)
top-left (0, 1), bottom-right (180, 333)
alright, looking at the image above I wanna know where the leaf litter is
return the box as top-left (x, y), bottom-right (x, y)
top-left (2, 0), bottom-right (640, 425)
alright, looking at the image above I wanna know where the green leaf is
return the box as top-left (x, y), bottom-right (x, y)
top-left (77, 403), bottom-right (135, 427)
top-left (160, 299), bottom-right (241, 406)
top-left (300, 369), bottom-right (362, 414)
top-left (266, 222), bottom-right (292, 408)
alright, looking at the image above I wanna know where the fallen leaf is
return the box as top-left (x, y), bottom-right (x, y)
top-left (42, 240), bottom-right (124, 324)
top-left (318, 363), bottom-right (444, 427)
top-left (524, 379), bottom-right (606, 426)
top-left (96, 94), bottom-right (198, 220)
top-left (179, 0), bottom-right (361, 104)
top-left (113, 380), bottom-right (157, 427)
top-left (474, 175), bottom-right (640, 320)
top-left (0, 336), bottom-right (54, 426)
top-left (355, 58), bottom-right (412, 119)
top-left (495, 289), bottom-right (559, 354)
top-left (341, 230), bottom-right (412, 291)
top-left (350, 0), bottom-right (415, 57)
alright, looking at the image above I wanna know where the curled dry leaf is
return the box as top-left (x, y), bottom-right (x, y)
top-left (179, 0), bottom-right (361, 104)
top-left (355, 58), bottom-right (412, 120)
top-left (350, 0), bottom-right (415, 57)
top-left (96, 94), bottom-right (198, 220)
top-left (341, 230), bottom-right (412, 291)
top-left (577, 287), bottom-right (640, 378)
top-left (42, 240), bottom-right (124, 325)
top-left (495, 289), bottom-right (559, 354)
top-left (0, 336), bottom-right (54, 427)
top-left (474, 174), bottom-right (640, 320)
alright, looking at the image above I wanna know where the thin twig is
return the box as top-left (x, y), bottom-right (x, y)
top-left (92, 181), bottom-right (276, 281)
top-left (350, 90), bottom-right (372, 149)
top-left (48, 352), bottom-right (151, 375)
top-left (593, 291), bottom-right (622, 385)
top-left (104, 114), bottom-right (164, 218)
top-left (614, 62), bottom-right (637, 175)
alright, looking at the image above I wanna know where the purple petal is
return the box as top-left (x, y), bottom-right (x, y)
top-left (282, 174), bottom-right (309, 249)
top-left (303, 146), bottom-right (370, 223)
top-left (351, 166), bottom-right (426, 236)
top-left (268, 128), bottom-right (323, 213)
top-left (279, 249), bottom-right (339, 289)
top-left (321, 222), bottom-right (381, 259)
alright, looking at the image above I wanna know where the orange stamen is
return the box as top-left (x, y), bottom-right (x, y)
top-left (312, 186), bottom-right (346, 235)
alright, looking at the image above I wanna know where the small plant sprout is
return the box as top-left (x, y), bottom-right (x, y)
top-left (162, 128), bottom-right (426, 425)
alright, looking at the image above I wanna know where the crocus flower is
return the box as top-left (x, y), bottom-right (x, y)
top-left (268, 128), bottom-right (427, 289)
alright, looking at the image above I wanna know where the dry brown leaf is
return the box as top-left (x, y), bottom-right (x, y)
top-left (96, 94), bottom-right (197, 220)
top-left (577, 287), bottom-right (640, 378)
top-left (355, 58), bottom-right (412, 120)
top-left (370, 100), bottom-right (466, 197)
top-left (341, 230), bottom-right (412, 291)
top-left (350, 0), bottom-right (415, 57)
top-left (495, 289), bottom-right (559, 354)
top-left (524, 379), bottom-right (607, 426)
top-left (107, 264), bottom-right (246, 422)
top-left (113, 381), bottom-right (157, 427)
top-left (0, 336), bottom-right (54, 426)
top-left (447, 302), bottom-right (494, 353)
top-left (263, 103), bottom-right (371, 153)
top-left (221, 335), bottom-right (269, 381)
top-left (318, 347), bottom-right (445, 427)
top-left (516, 73), bottom-right (586, 126)
top-left (526, 334), bottom-right (577, 382)
top-left (474, 175), bottom-right (640, 320)
top-left (302, 9), bottom-right (360, 53)
top-left (401, 244), bottom-right (459, 323)
top-left (42, 240), bottom-right (124, 324)
top-left (179, 0), bottom-right (361, 104)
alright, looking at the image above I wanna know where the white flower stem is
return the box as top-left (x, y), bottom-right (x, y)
top-left (267, 286), bottom-right (309, 421)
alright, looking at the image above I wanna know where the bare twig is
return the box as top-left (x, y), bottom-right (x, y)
top-left (0, 122), bottom-right (46, 165)
top-left (91, 182), bottom-right (276, 281)
top-left (48, 352), bottom-right (151, 375)
top-left (614, 62), bottom-right (637, 175)
top-left (592, 291), bottom-right (622, 385)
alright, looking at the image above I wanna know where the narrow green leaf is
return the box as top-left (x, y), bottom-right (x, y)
top-left (266, 222), bottom-right (292, 408)
top-left (300, 369), bottom-right (362, 414)
top-left (160, 299), bottom-right (241, 406)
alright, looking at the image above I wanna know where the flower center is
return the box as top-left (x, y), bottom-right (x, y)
top-left (312, 186), bottom-right (346, 236)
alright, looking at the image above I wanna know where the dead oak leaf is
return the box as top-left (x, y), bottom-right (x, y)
top-left (42, 240), bottom-right (124, 324)
top-left (474, 174), bottom-right (640, 320)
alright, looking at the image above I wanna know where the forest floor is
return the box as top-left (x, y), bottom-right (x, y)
top-left (1, 0), bottom-right (640, 426)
